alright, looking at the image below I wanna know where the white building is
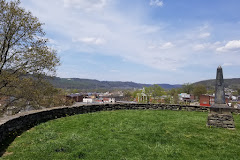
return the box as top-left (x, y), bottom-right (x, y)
top-left (178, 93), bottom-right (191, 101)
top-left (83, 98), bottom-right (93, 103)
top-left (231, 96), bottom-right (237, 101)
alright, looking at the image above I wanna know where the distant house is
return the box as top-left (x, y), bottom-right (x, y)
top-left (199, 94), bottom-right (229, 107)
top-left (179, 93), bottom-right (192, 103)
top-left (231, 96), bottom-right (237, 101)
top-left (95, 98), bottom-right (116, 103)
top-left (103, 98), bottom-right (115, 103)
top-left (83, 98), bottom-right (93, 103)
top-left (66, 93), bottom-right (83, 102)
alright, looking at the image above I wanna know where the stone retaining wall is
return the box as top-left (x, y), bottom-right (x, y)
top-left (0, 103), bottom-right (239, 154)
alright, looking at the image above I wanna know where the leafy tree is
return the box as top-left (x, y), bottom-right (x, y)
top-left (132, 89), bottom-right (141, 98)
top-left (169, 88), bottom-right (176, 96)
top-left (232, 91), bottom-right (238, 96)
top-left (0, 0), bottom-right (60, 113)
top-left (193, 84), bottom-right (207, 99)
top-left (176, 88), bottom-right (183, 94)
top-left (123, 90), bottom-right (133, 101)
top-left (151, 84), bottom-right (164, 98)
top-left (164, 96), bottom-right (171, 104)
top-left (168, 88), bottom-right (181, 96)
top-left (173, 92), bottom-right (179, 104)
top-left (182, 83), bottom-right (193, 94)
top-left (69, 89), bottom-right (79, 94)
top-left (237, 88), bottom-right (240, 96)
top-left (145, 85), bottom-right (164, 103)
top-left (207, 89), bottom-right (215, 95)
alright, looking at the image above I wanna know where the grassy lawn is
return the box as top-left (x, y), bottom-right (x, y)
top-left (1, 110), bottom-right (240, 160)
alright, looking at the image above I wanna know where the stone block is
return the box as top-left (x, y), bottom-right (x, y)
top-left (227, 125), bottom-right (235, 128)
top-left (208, 120), bottom-right (217, 124)
top-left (207, 112), bottom-right (235, 129)
top-left (223, 121), bottom-right (234, 125)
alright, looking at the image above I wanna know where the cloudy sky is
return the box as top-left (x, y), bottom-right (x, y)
top-left (20, 0), bottom-right (240, 84)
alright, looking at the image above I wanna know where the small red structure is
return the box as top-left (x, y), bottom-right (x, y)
top-left (200, 94), bottom-right (229, 107)
top-left (200, 95), bottom-right (214, 106)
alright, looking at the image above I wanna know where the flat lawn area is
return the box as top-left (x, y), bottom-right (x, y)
top-left (1, 110), bottom-right (240, 160)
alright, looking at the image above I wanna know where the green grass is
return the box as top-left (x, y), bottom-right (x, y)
top-left (1, 110), bottom-right (240, 160)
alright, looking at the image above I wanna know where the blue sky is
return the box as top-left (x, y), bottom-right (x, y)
top-left (20, 0), bottom-right (240, 84)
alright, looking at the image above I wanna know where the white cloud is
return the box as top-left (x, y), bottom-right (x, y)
top-left (48, 38), bottom-right (56, 44)
top-left (199, 32), bottom-right (210, 39)
top-left (73, 37), bottom-right (106, 45)
top-left (159, 42), bottom-right (174, 49)
top-left (192, 41), bottom-right (223, 51)
top-left (222, 63), bottom-right (233, 66)
top-left (199, 24), bottom-right (209, 31)
top-left (193, 44), bottom-right (205, 51)
top-left (148, 45), bottom-right (156, 49)
top-left (63, 0), bottom-right (107, 11)
top-left (149, 0), bottom-right (163, 7)
top-left (138, 25), bottom-right (161, 34)
top-left (148, 42), bottom-right (174, 50)
top-left (213, 41), bottom-right (221, 45)
top-left (184, 24), bottom-right (211, 40)
top-left (110, 69), bottom-right (120, 73)
top-left (216, 40), bottom-right (240, 52)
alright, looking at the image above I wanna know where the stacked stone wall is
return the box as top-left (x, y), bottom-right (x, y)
top-left (0, 103), bottom-right (239, 154)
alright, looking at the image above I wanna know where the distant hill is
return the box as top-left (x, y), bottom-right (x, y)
top-left (157, 84), bottom-right (182, 89)
top-left (47, 77), bottom-right (182, 90)
top-left (193, 78), bottom-right (240, 89)
top-left (47, 76), bottom-right (240, 90)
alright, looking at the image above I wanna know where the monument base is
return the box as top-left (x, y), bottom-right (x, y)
top-left (207, 105), bottom-right (235, 129)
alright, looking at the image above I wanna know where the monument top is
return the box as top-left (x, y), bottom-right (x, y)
top-left (213, 66), bottom-right (228, 107)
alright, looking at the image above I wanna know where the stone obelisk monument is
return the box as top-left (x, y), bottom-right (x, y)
top-left (207, 66), bottom-right (235, 128)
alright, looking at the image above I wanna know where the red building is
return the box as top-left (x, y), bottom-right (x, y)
top-left (200, 94), bottom-right (229, 107)
top-left (66, 94), bottom-right (83, 102)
